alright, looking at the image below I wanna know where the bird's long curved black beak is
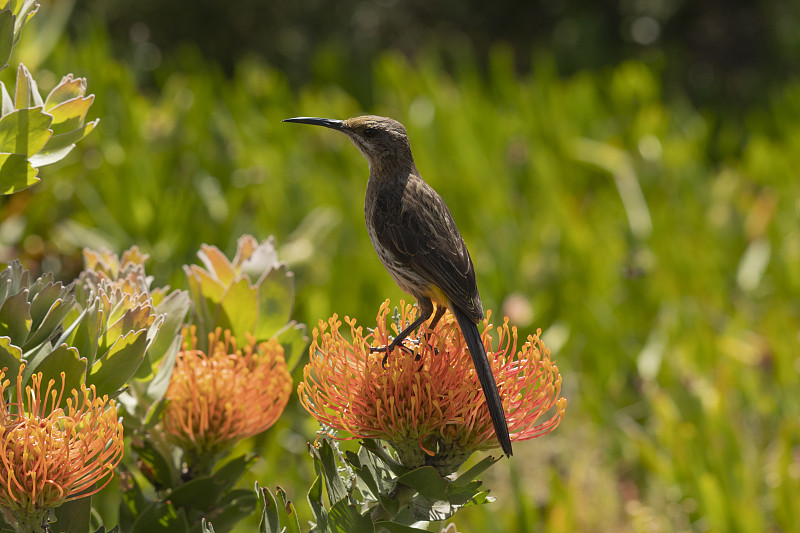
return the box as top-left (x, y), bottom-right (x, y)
top-left (282, 117), bottom-right (345, 131)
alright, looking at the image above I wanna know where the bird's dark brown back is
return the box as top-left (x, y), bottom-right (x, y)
top-left (365, 169), bottom-right (484, 323)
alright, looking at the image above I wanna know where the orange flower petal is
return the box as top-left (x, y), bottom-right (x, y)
top-left (162, 328), bottom-right (293, 456)
top-left (0, 366), bottom-right (124, 519)
top-left (298, 300), bottom-right (567, 471)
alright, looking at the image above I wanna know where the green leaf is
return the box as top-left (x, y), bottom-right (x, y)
top-left (188, 264), bottom-right (227, 303)
top-left (184, 264), bottom-right (223, 344)
top-left (392, 460), bottom-right (492, 520)
top-left (1, 260), bottom-right (28, 296)
top-left (450, 455), bottom-right (500, 487)
top-left (0, 336), bottom-right (21, 379)
top-left (133, 312), bottom-right (163, 381)
top-left (147, 289), bottom-right (190, 365)
top-left (13, 63), bottom-right (42, 109)
top-left (214, 454), bottom-right (259, 496)
top-left (44, 75), bottom-right (87, 110)
top-left (145, 333), bottom-right (181, 401)
top-left (28, 277), bottom-right (71, 329)
top-left (23, 294), bottom-right (74, 351)
top-left (327, 499), bottom-right (373, 533)
top-left (313, 439), bottom-right (349, 506)
top-left (53, 495), bottom-right (92, 533)
top-left (307, 475), bottom-right (328, 533)
top-left (275, 486), bottom-right (301, 533)
top-left (45, 94), bottom-right (94, 131)
top-left (19, 336), bottom-right (53, 380)
top-left (169, 475), bottom-right (225, 512)
top-left (29, 118), bottom-right (98, 167)
top-left (1, 81), bottom-right (12, 115)
top-left (0, 151), bottom-right (38, 193)
top-left (442, 479), bottom-right (485, 506)
top-left (131, 440), bottom-right (175, 490)
top-left (254, 265), bottom-right (294, 339)
top-left (143, 398), bottom-right (167, 430)
top-left (373, 521), bottom-right (431, 533)
top-left (201, 489), bottom-right (257, 533)
top-left (395, 467), bottom-right (448, 501)
top-left (93, 527), bottom-right (120, 533)
top-left (197, 245), bottom-right (237, 286)
top-left (216, 277), bottom-right (258, 343)
top-left (275, 321), bottom-right (308, 372)
top-left (11, 0), bottom-right (38, 43)
top-left (169, 455), bottom-right (257, 511)
top-left (0, 10), bottom-right (12, 71)
top-left (88, 328), bottom-right (149, 398)
top-left (131, 502), bottom-right (189, 533)
top-left (401, 478), bottom-right (490, 523)
top-left (409, 488), bottom-right (495, 521)
top-left (360, 439), bottom-right (410, 477)
top-left (118, 463), bottom-right (149, 527)
top-left (257, 483), bottom-right (280, 533)
top-left (26, 139), bottom-right (73, 167)
top-left (31, 344), bottom-right (87, 405)
top-left (0, 107), bottom-right (52, 156)
top-left (0, 287), bottom-right (30, 343)
top-left (101, 303), bottom-right (153, 355)
top-left (347, 448), bottom-right (398, 516)
top-left (63, 302), bottom-right (100, 369)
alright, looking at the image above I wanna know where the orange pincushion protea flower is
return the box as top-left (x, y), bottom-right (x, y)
top-left (162, 328), bottom-right (292, 459)
top-left (298, 300), bottom-right (566, 473)
top-left (0, 366), bottom-right (124, 530)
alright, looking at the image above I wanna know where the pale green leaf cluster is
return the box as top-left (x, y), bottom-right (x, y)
top-left (185, 234), bottom-right (308, 370)
top-left (0, 0), bottom-right (38, 66)
top-left (0, 0), bottom-right (97, 194)
top-left (0, 248), bottom-right (189, 400)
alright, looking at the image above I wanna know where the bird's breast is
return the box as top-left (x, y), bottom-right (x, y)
top-left (364, 181), bottom-right (430, 298)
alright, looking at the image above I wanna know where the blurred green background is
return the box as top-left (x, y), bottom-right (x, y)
top-left (3, 0), bottom-right (800, 531)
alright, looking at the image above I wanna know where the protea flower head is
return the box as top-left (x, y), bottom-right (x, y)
top-left (0, 365), bottom-right (124, 531)
top-left (298, 300), bottom-right (567, 474)
top-left (162, 327), bottom-right (293, 463)
top-left (78, 246), bottom-right (153, 297)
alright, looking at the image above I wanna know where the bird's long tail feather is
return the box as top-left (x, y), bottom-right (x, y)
top-left (451, 307), bottom-right (513, 456)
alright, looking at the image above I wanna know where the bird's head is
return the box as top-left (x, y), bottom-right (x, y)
top-left (283, 115), bottom-right (414, 171)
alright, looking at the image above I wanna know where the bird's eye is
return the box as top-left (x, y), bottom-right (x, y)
top-left (364, 127), bottom-right (378, 138)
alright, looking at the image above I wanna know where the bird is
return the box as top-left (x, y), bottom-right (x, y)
top-left (283, 115), bottom-right (513, 456)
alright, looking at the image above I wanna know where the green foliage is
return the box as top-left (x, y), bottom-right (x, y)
top-left (0, 0), bottom-right (38, 67)
top-left (120, 454), bottom-right (259, 533)
top-left (249, 438), bottom-right (498, 533)
top-left (109, 237), bottom-right (302, 533)
top-left (0, 0), bottom-right (97, 194)
top-left (184, 234), bottom-right (307, 368)
top-left (256, 483), bottom-right (301, 533)
top-left (0, 251), bottom-right (184, 398)
top-left (2, 9), bottom-right (799, 532)
top-left (0, 251), bottom-right (189, 532)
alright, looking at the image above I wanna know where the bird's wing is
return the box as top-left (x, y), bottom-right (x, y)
top-left (372, 175), bottom-right (483, 320)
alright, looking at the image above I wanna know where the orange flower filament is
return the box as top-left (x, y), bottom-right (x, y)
top-left (0, 366), bottom-right (124, 527)
top-left (298, 300), bottom-right (567, 472)
top-left (162, 328), bottom-right (292, 457)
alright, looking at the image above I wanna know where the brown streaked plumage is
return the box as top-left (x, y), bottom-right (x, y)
top-left (283, 115), bottom-right (513, 456)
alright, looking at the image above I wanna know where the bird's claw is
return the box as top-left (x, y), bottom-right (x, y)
top-left (371, 342), bottom-right (415, 368)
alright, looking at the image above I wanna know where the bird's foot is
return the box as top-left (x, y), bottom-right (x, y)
top-left (371, 339), bottom-right (419, 368)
